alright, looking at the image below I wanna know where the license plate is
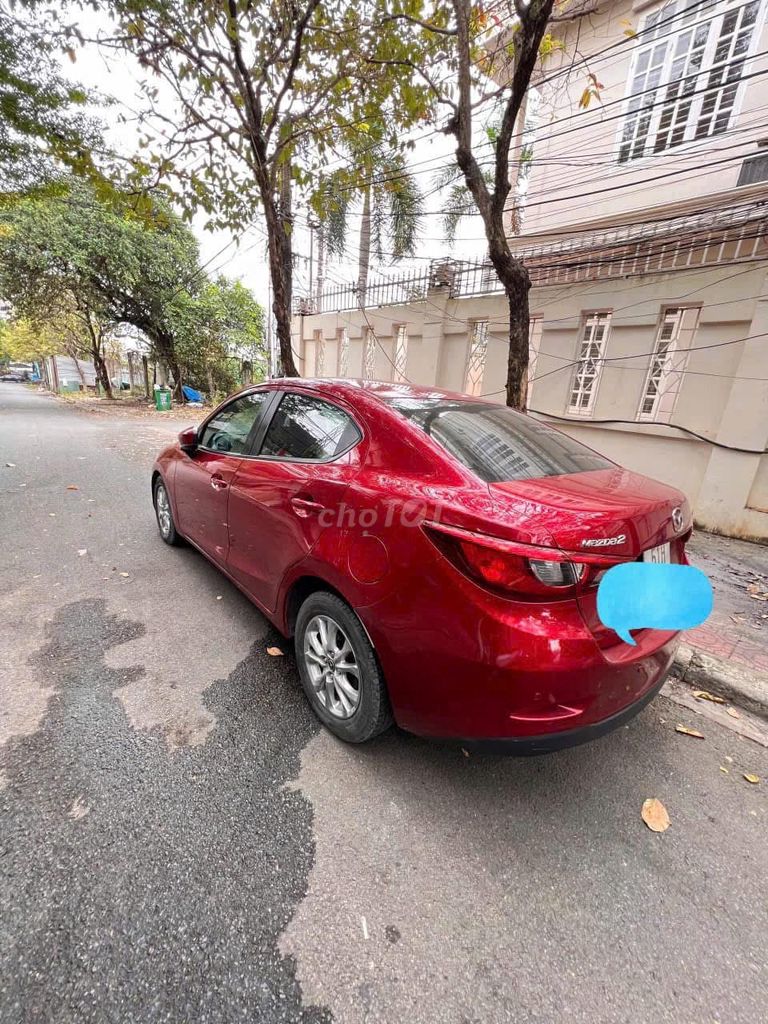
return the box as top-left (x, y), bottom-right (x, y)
top-left (642, 542), bottom-right (671, 564)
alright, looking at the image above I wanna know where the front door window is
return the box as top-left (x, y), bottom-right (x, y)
top-left (199, 392), bottom-right (269, 454)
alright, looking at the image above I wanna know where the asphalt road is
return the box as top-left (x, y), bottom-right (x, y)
top-left (1, 383), bottom-right (766, 1024)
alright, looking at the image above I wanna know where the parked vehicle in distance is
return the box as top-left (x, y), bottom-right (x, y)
top-left (151, 379), bottom-right (691, 752)
top-left (0, 371), bottom-right (26, 382)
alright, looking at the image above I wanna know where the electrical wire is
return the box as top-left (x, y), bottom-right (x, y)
top-left (526, 408), bottom-right (768, 455)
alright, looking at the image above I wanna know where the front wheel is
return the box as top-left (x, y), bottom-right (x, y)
top-left (295, 591), bottom-right (393, 743)
top-left (153, 477), bottom-right (183, 546)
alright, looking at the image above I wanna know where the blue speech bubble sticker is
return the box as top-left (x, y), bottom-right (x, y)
top-left (596, 563), bottom-right (713, 645)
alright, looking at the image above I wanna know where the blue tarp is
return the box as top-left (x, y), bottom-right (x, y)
top-left (182, 385), bottom-right (203, 403)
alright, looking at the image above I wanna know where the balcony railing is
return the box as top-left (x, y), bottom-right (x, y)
top-left (292, 199), bottom-right (768, 315)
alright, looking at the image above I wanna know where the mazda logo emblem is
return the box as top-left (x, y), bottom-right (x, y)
top-left (672, 507), bottom-right (684, 533)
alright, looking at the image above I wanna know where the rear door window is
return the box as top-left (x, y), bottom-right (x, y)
top-left (259, 393), bottom-right (361, 461)
top-left (386, 398), bottom-right (613, 482)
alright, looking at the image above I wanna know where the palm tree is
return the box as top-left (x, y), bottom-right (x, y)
top-left (436, 104), bottom-right (534, 245)
top-left (313, 141), bottom-right (424, 305)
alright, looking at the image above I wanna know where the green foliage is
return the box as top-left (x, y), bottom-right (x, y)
top-left (0, 182), bottom-right (266, 395)
top-left (104, 0), bottom-right (433, 231)
top-left (174, 279), bottom-right (266, 400)
top-left (315, 139), bottom-right (425, 269)
top-left (0, 317), bottom-right (58, 362)
top-left (99, 1), bottom-right (436, 374)
top-left (0, 6), bottom-right (104, 200)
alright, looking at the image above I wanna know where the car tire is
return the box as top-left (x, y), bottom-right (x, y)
top-left (295, 591), bottom-right (393, 743)
top-left (153, 477), bottom-right (184, 547)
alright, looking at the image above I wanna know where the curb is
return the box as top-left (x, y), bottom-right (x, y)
top-left (672, 643), bottom-right (768, 721)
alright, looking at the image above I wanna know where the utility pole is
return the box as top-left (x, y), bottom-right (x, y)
top-left (307, 216), bottom-right (319, 311)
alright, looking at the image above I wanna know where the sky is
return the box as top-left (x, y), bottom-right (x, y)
top-left (60, 7), bottom-right (490, 316)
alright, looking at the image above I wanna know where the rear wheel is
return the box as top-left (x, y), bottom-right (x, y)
top-left (295, 591), bottom-right (392, 743)
top-left (153, 477), bottom-right (183, 546)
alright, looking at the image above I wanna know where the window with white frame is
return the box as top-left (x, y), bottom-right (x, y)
top-left (617, 0), bottom-right (763, 163)
top-left (393, 324), bottom-right (409, 382)
top-left (313, 329), bottom-right (325, 377)
top-left (638, 306), bottom-right (700, 421)
top-left (336, 327), bottom-right (349, 377)
top-left (527, 317), bottom-right (543, 406)
top-left (465, 319), bottom-right (490, 396)
top-left (363, 327), bottom-right (376, 379)
top-left (568, 312), bottom-right (611, 415)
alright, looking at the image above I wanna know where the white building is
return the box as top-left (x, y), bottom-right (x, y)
top-left (292, 0), bottom-right (768, 541)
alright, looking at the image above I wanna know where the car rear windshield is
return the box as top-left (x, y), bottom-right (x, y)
top-left (385, 398), bottom-right (613, 483)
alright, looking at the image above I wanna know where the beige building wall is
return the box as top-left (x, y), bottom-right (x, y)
top-left (292, 261), bottom-right (768, 541)
top-left (522, 0), bottom-right (768, 237)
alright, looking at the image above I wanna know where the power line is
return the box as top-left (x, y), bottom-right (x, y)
top-left (526, 408), bottom-right (767, 455)
top-left (305, 270), bottom-right (768, 456)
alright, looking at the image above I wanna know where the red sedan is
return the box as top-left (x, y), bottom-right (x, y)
top-left (152, 379), bottom-right (690, 752)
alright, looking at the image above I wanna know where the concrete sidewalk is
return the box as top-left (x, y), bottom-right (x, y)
top-left (675, 530), bottom-right (768, 717)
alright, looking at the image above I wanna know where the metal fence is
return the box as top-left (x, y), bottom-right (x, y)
top-left (293, 201), bottom-right (768, 314)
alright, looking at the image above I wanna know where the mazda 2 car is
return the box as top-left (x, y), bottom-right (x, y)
top-left (151, 379), bottom-right (691, 752)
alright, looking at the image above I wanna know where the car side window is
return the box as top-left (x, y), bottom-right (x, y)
top-left (259, 393), bottom-right (360, 461)
top-left (199, 392), bottom-right (269, 454)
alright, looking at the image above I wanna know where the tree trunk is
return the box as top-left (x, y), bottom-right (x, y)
top-left (262, 183), bottom-right (298, 378)
top-left (93, 348), bottom-right (113, 399)
top-left (83, 314), bottom-right (113, 399)
top-left (142, 354), bottom-right (150, 398)
top-left (487, 241), bottom-right (531, 411)
top-left (66, 346), bottom-right (87, 387)
top-left (357, 182), bottom-right (372, 305)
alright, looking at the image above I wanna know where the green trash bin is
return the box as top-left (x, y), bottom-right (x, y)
top-left (155, 387), bottom-right (172, 411)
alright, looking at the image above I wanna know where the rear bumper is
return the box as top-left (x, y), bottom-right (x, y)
top-left (456, 674), bottom-right (667, 755)
top-left (358, 570), bottom-right (680, 743)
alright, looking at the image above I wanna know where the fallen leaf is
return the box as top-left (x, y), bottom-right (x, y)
top-left (461, 747), bottom-right (470, 758)
top-left (642, 798), bottom-right (670, 833)
top-left (48, 513), bottom-right (56, 517)
top-left (216, 595), bottom-right (222, 600)
top-left (266, 646), bottom-right (283, 656)
top-left (119, 572), bottom-right (130, 578)
top-left (726, 707), bottom-right (741, 719)
top-left (719, 766), bottom-right (729, 773)
top-left (675, 724), bottom-right (704, 739)
top-left (692, 690), bottom-right (725, 704)
top-left (66, 484), bottom-right (79, 491)
top-left (77, 549), bottom-right (87, 557)
top-left (743, 773), bottom-right (760, 784)
top-left (68, 796), bottom-right (89, 820)
top-left (725, 755), bottom-right (734, 763)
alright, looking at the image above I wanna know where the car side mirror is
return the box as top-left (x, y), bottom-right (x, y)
top-left (178, 426), bottom-right (199, 453)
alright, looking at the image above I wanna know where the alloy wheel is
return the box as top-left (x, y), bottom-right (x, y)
top-left (155, 483), bottom-right (172, 539)
top-left (303, 614), bottom-right (361, 719)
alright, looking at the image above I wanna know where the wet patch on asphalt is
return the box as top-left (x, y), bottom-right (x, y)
top-left (0, 597), bottom-right (330, 1023)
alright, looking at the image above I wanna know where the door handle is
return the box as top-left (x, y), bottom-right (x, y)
top-left (290, 496), bottom-right (325, 518)
top-left (210, 473), bottom-right (228, 490)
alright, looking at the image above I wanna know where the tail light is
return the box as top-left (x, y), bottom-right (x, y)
top-left (423, 521), bottom-right (618, 601)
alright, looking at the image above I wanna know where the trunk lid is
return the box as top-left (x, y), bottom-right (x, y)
top-left (490, 469), bottom-right (691, 658)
